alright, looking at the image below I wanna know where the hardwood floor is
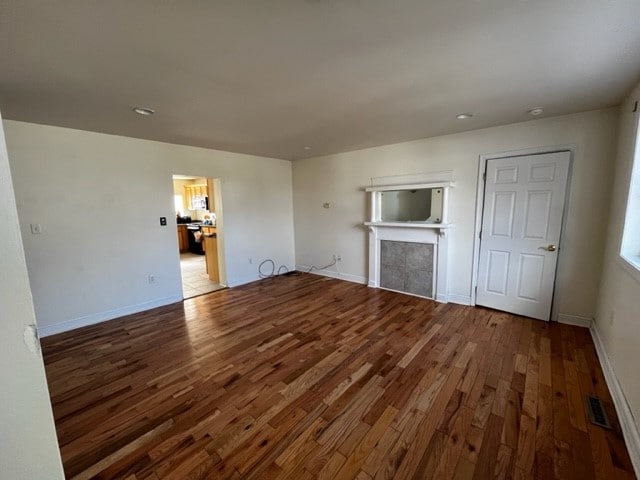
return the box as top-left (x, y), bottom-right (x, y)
top-left (42, 274), bottom-right (635, 479)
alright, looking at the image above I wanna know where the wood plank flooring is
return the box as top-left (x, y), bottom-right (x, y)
top-left (42, 273), bottom-right (636, 479)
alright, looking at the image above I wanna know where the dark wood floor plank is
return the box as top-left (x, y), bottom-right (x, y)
top-left (40, 274), bottom-right (636, 480)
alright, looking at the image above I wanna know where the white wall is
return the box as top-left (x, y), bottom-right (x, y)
top-left (293, 109), bottom-right (619, 320)
top-left (0, 115), bottom-right (64, 478)
top-left (4, 120), bottom-right (295, 336)
top-left (595, 81), bottom-right (640, 431)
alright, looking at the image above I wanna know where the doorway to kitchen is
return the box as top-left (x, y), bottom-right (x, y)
top-left (173, 174), bottom-right (226, 299)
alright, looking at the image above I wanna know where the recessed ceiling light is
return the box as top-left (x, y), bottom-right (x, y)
top-left (304, 146), bottom-right (312, 150)
top-left (133, 107), bottom-right (155, 116)
top-left (456, 113), bottom-right (473, 119)
top-left (528, 107), bottom-right (544, 116)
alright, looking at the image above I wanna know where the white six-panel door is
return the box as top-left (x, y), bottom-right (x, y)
top-left (476, 152), bottom-right (570, 320)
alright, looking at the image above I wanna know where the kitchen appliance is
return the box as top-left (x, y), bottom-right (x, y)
top-left (191, 196), bottom-right (209, 210)
top-left (186, 223), bottom-right (205, 255)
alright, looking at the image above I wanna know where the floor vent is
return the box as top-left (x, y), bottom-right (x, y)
top-left (586, 395), bottom-right (612, 429)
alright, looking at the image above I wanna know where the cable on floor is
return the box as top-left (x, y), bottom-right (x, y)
top-left (258, 259), bottom-right (283, 278)
top-left (257, 257), bottom-right (339, 279)
top-left (306, 258), bottom-right (337, 274)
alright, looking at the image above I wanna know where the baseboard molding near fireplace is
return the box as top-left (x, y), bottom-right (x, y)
top-left (295, 265), bottom-right (367, 285)
top-left (447, 294), bottom-right (472, 305)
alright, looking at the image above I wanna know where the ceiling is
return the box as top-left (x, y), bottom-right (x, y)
top-left (1, 1), bottom-right (639, 161)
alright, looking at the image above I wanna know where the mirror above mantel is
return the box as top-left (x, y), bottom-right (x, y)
top-left (364, 181), bottom-right (453, 232)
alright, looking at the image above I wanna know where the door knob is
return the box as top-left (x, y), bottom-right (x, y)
top-left (545, 244), bottom-right (557, 252)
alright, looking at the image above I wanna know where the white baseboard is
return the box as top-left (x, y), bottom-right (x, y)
top-left (448, 294), bottom-right (472, 306)
top-left (38, 294), bottom-right (183, 337)
top-left (226, 273), bottom-right (261, 287)
top-left (590, 323), bottom-right (640, 477)
top-left (557, 313), bottom-right (593, 328)
top-left (295, 265), bottom-right (366, 285)
top-left (435, 293), bottom-right (448, 303)
top-left (230, 264), bottom-right (367, 288)
top-left (377, 285), bottom-right (435, 301)
top-left (299, 266), bottom-right (462, 304)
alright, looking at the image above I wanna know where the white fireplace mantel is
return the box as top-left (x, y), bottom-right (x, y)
top-left (365, 179), bottom-right (452, 302)
top-left (364, 221), bottom-right (450, 234)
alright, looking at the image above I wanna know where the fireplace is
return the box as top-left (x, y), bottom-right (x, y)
top-left (364, 177), bottom-right (452, 302)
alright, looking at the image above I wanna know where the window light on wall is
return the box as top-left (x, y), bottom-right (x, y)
top-left (174, 194), bottom-right (183, 214)
top-left (620, 102), bottom-right (640, 274)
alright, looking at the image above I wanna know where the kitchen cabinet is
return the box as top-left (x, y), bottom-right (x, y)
top-left (207, 178), bottom-right (216, 213)
top-left (177, 224), bottom-right (189, 253)
top-left (203, 232), bottom-right (219, 282)
top-left (184, 184), bottom-right (209, 210)
top-left (184, 184), bottom-right (207, 197)
top-left (200, 226), bottom-right (216, 254)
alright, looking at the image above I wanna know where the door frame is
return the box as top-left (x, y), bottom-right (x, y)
top-left (172, 174), bottom-right (227, 294)
top-left (470, 144), bottom-right (576, 321)
top-left (211, 177), bottom-right (227, 286)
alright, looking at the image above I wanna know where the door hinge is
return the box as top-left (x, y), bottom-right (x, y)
top-left (482, 171), bottom-right (486, 181)
top-left (633, 100), bottom-right (638, 113)
top-left (479, 229), bottom-right (482, 239)
top-left (475, 285), bottom-right (478, 296)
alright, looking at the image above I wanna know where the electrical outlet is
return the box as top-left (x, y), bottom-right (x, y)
top-left (30, 223), bottom-right (42, 234)
top-left (336, 254), bottom-right (342, 262)
top-left (148, 274), bottom-right (156, 285)
top-left (249, 258), bottom-right (253, 264)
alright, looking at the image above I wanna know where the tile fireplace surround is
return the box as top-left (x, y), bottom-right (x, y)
top-left (366, 223), bottom-right (449, 302)
top-left (380, 240), bottom-right (434, 297)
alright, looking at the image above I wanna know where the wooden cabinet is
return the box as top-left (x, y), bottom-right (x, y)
top-left (207, 178), bottom-right (215, 213)
top-left (177, 225), bottom-right (189, 253)
top-left (203, 232), bottom-right (219, 282)
top-left (184, 184), bottom-right (207, 197)
top-left (184, 184), bottom-right (209, 210)
top-left (200, 226), bottom-right (216, 254)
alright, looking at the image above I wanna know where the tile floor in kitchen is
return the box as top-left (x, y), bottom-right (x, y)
top-left (180, 252), bottom-right (225, 299)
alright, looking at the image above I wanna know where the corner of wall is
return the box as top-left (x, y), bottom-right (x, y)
top-left (590, 321), bottom-right (640, 476)
top-left (557, 313), bottom-right (593, 329)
